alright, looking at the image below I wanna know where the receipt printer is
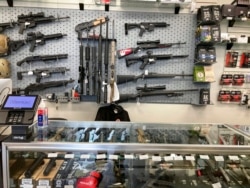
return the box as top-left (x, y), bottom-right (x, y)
top-left (0, 94), bottom-right (41, 125)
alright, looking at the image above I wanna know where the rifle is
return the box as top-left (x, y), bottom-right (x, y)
top-left (16, 54), bottom-right (68, 66)
top-left (17, 78), bottom-right (74, 94)
top-left (85, 31), bottom-right (91, 95)
top-left (125, 22), bottom-right (170, 37)
top-left (117, 40), bottom-right (186, 58)
top-left (75, 16), bottom-right (109, 39)
top-left (0, 20), bottom-right (17, 33)
top-left (17, 66), bottom-right (70, 83)
top-left (17, 12), bottom-right (70, 34)
top-left (92, 30), bottom-right (97, 95)
top-left (8, 32), bottom-right (67, 53)
top-left (97, 20), bottom-right (103, 103)
top-left (103, 20), bottom-right (109, 103)
top-left (117, 72), bottom-right (193, 84)
top-left (136, 84), bottom-right (166, 92)
top-left (118, 89), bottom-right (198, 103)
top-left (125, 51), bottom-right (189, 70)
top-left (26, 32), bottom-right (67, 52)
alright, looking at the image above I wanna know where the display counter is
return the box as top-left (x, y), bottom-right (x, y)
top-left (2, 120), bottom-right (250, 188)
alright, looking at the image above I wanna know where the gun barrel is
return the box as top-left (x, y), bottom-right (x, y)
top-left (44, 33), bottom-right (67, 40)
top-left (141, 22), bottom-right (169, 27)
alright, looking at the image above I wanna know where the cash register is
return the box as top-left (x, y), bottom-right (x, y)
top-left (0, 94), bottom-right (41, 140)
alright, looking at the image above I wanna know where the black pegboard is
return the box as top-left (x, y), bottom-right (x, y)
top-left (0, 6), bottom-right (208, 104)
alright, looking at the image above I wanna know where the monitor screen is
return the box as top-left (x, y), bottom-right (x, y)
top-left (2, 95), bottom-right (39, 110)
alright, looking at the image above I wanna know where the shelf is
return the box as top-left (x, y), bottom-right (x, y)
top-left (1, 0), bottom-right (192, 13)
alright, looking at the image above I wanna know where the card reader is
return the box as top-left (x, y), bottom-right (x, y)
top-left (0, 94), bottom-right (41, 125)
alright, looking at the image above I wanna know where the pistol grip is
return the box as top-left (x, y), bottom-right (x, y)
top-left (18, 23), bottom-right (25, 34)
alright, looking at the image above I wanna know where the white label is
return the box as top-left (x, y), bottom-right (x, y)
top-left (37, 186), bottom-right (51, 188)
top-left (229, 155), bottom-right (239, 161)
top-left (164, 156), bottom-right (174, 161)
top-left (64, 154), bottom-right (74, 158)
top-left (124, 154), bottom-right (134, 159)
top-left (48, 153), bottom-right (58, 158)
top-left (152, 156), bottom-right (161, 161)
top-left (41, 72), bottom-right (47, 76)
top-left (109, 154), bottom-right (118, 160)
top-left (139, 154), bottom-right (149, 160)
top-left (96, 154), bottom-right (106, 159)
top-left (80, 154), bottom-right (90, 159)
top-left (214, 156), bottom-right (224, 162)
top-left (241, 155), bottom-right (247, 158)
top-left (20, 185), bottom-right (33, 188)
top-left (21, 179), bottom-right (33, 185)
top-left (174, 155), bottom-right (183, 161)
top-left (64, 186), bottom-right (74, 188)
top-left (200, 155), bottom-right (209, 160)
top-left (185, 156), bottom-right (195, 161)
top-left (38, 180), bottom-right (50, 186)
top-left (212, 182), bottom-right (221, 188)
top-left (28, 71), bottom-right (33, 75)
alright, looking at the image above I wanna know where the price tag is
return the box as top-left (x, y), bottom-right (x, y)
top-left (241, 155), bottom-right (247, 158)
top-left (124, 154), bottom-right (134, 159)
top-left (212, 182), bottom-right (221, 188)
top-left (200, 155), bottom-right (209, 160)
top-left (229, 155), bottom-right (239, 161)
top-left (41, 72), bottom-right (47, 76)
top-left (174, 155), bottom-right (183, 161)
top-left (214, 156), bottom-right (224, 162)
top-left (64, 186), bottom-right (74, 188)
top-left (109, 154), bottom-right (118, 160)
top-left (152, 156), bottom-right (161, 161)
top-left (80, 154), bottom-right (90, 159)
top-left (64, 154), bottom-right (74, 159)
top-left (21, 179), bottom-right (33, 185)
top-left (164, 156), bottom-right (174, 161)
top-left (185, 156), bottom-right (195, 161)
top-left (28, 71), bottom-right (33, 75)
top-left (139, 154), bottom-right (149, 160)
top-left (20, 185), bottom-right (34, 188)
top-left (48, 153), bottom-right (58, 158)
top-left (37, 186), bottom-right (50, 188)
top-left (38, 180), bottom-right (49, 186)
top-left (96, 154), bottom-right (106, 159)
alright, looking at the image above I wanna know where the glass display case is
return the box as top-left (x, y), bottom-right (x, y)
top-left (2, 120), bottom-right (250, 188)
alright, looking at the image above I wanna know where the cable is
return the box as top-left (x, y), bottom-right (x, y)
top-left (0, 87), bottom-right (11, 106)
top-left (0, 125), bottom-right (10, 136)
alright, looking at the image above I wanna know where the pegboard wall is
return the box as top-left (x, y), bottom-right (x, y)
top-left (0, 6), bottom-right (209, 104)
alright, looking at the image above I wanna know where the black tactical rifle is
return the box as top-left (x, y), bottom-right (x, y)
top-left (75, 17), bottom-right (109, 39)
top-left (0, 20), bottom-right (17, 33)
top-left (117, 40), bottom-right (186, 58)
top-left (8, 31), bottom-right (67, 53)
top-left (118, 89), bottom-right (199, 103)
top-left (117, 72), bottom-right (193, 84)
top-left (125, 22), bottom-right (170, 37)
top-left (17, 66), bottom-right (70, 83)
top-left (26, 31), bottom-right (67, 52)
top-left (17, 12), bottom-right (70, 34)
top-left (136, 84), bottom-right (166, 92)
top-left (125, 51), bottom-right (189, 70)
top-left (17, 54), bottom-right (68, 66)
top-left (15, 78), bottom-right (74, 94)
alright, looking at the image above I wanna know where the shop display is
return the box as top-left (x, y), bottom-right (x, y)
top-left (2, 121), bottom-right (250, 188)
